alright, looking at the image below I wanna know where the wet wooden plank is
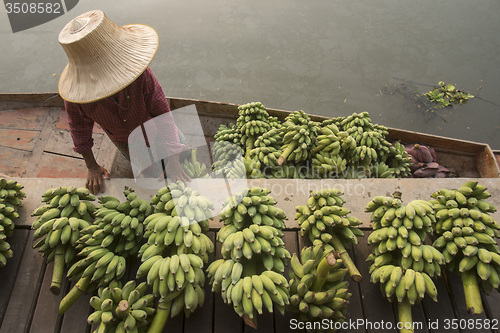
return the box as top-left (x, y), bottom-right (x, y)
top-left (274, 230), bottom-right (302, 333)
top-left (421, 270), bottom-right (459, 333)
top-left (0, 108), bottom-right (50, 130)
top-left (353, 230), bottom-right (398, 333)
top-left (0, 146), bottom-right (30, 177)
top-left (213, 236), bottom-right (243, 333)
top-left (0, 231), bottom-right (45, 333)
top-left (35, 152), bottom-right (88, 178)
top-left (29, 261), bottom-right (69, 333)
top-left (445, 271), bottom-right (493, 333)
top-left (183, 231), bottom-right (216, 333)
top-left (343, 242), bottom-right (367, 333)
top-left (23, 108), bottom-right (60, 177)
top-left (0, 229), bottom-right (30, 325)
top-left (0, 128), bottom-right (38, 151)
top-left (59, 279), bottom-right (93, 333)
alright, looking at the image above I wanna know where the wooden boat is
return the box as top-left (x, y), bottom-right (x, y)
top-left (0, 92), bottom-right (497, 178)
top-left (0, 93), bottom-right (499, 333)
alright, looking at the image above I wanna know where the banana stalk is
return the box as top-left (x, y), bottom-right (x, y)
top-left (50, 244), bottom-right (65, 295)
top-left (59, 275), bottom-right (91, 314)
top-left (312, 251), bottom-right (337, 291)
top-left (461, 270), bottom-right (483, 314)
top-left (278, 141), bottom-right (298, 165)
top-left (330, 234), bottom-right (362, 282)
top-left (147, 300), bottom-right (172, 333)
top-left (397, 298), bottom-right (414, 333)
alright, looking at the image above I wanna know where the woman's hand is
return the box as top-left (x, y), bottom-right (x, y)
top-left (86, 164), bottom-right (110, 194)
top-left (165, 154), bottom-right (191, 184)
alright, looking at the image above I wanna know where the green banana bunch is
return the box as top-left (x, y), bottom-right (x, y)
top-left (214, 123), bottom-right (241, 144)
top-left (138, 182), bottom-right (214, 332)
top-left (88, 280), bottom-right (155, 333)
top-left (182, 148), bottom-right (210, 179)
top-left (296, 188), bottom-right (363, 282)
top-left (211, 140), bottom-right (245, 178)
top-left (141, 182), bottom-right (214, 262)
top-left (288, 244), bottom-right (351, 331)
top-left (0, 178), bottom-right (24, 268)
top-left (236, 102), bottom-right (272, 156)
top-left (278, 110), bottom-right (320, 165)
top-left (341, 112), bottom-right (387, 165)
top-left (31, 186), bottom-right (96, 294)
top-left (59, 188), bottom-right (152, 314)
top-left (321, 116), bottom-right (345, 129)
top-left (430, 181), bottom-right (500, 314)
top-left (208, 260), bottom-right (290, 324)
top-left (309, 123), bottom-right (353, 178)
top-left (0, 178), bottom-right (26, 209)
top-left (209, 187), bottom-right (290, 327)
top-left (365, 192), bottom-right (443, 330)
top-left (248, 128), bottom-right (283, 170)
top-left (368, 162), bottom-right (395, 179)
top-left (385, 141), bottom-right (412, 178)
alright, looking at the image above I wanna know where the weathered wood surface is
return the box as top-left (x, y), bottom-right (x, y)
top-left (8, 178), bottom-right (500, 229)
top-left (0, 229), bottom-right (499, 333)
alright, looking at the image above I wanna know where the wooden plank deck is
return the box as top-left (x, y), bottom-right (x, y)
top-left (0, 228), bottom-right (499, 333)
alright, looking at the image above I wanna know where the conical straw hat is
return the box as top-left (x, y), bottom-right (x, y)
top-left (58, 10), bottom-right (158, 103)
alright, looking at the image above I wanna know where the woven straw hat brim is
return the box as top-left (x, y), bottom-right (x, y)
top-left (58, 10), bottom-right (158, 104)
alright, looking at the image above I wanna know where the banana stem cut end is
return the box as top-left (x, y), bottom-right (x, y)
top-left (461, 270), bottom-right (484, 315)
top-left (397, 298), bottom-right (415, 333)
top-left (330, 234), bottom-right (363, 283)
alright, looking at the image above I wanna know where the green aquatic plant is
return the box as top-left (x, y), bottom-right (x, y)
top-left (423, 81), bottom-right (474, 108)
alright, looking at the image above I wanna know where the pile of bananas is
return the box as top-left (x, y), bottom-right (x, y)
top-left (137, 182), bottom-right (214, 332)
top-left (430, 181), bottom-right (500, 314)
top-left (207, 187), bottom-right (290, 327)
top-left (88, 280), bottom-right (155, 333)
top-left (295, 188), bottom-right (363, 282)
top-left (31, 186), bottom-right (96, 294)
top-left (248, 128), bottom-right (282, 170)
top-left (181, 148), bottom-right (210, 179)
top-left (310, 124), bottom-right (353, 177)
top-left (278, 110), bottom-right (320, 165)
top-left (211, 140), bottom-right (245, 179)
top-left (0, 178), bottom-right (25, 268)
top-left (384, 142), bottom-right (412, 178)
top-left (288, 245), bottom-right (351, 331)
top-left (236, 102), bottom-right (272, 156)
top-left (339, 113), bottom-right (413, 178)
top-left (214, 123), bottom-right (241, 144)
top-left (341, 112), bottom-right (390, 166)
top-left (365, 193), bottom-right (444, 329)
top-left (59, 188), bottom-right (152, 314)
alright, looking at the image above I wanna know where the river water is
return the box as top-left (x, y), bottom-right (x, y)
top-left (1, 0), bottom-right (499, 148)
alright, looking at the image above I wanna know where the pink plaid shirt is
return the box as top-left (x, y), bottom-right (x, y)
top-left (64, 67), bottom-right (184, 155)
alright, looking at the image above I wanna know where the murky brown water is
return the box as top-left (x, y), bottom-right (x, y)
top-left (1, 0), bottom-right (499, 148)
